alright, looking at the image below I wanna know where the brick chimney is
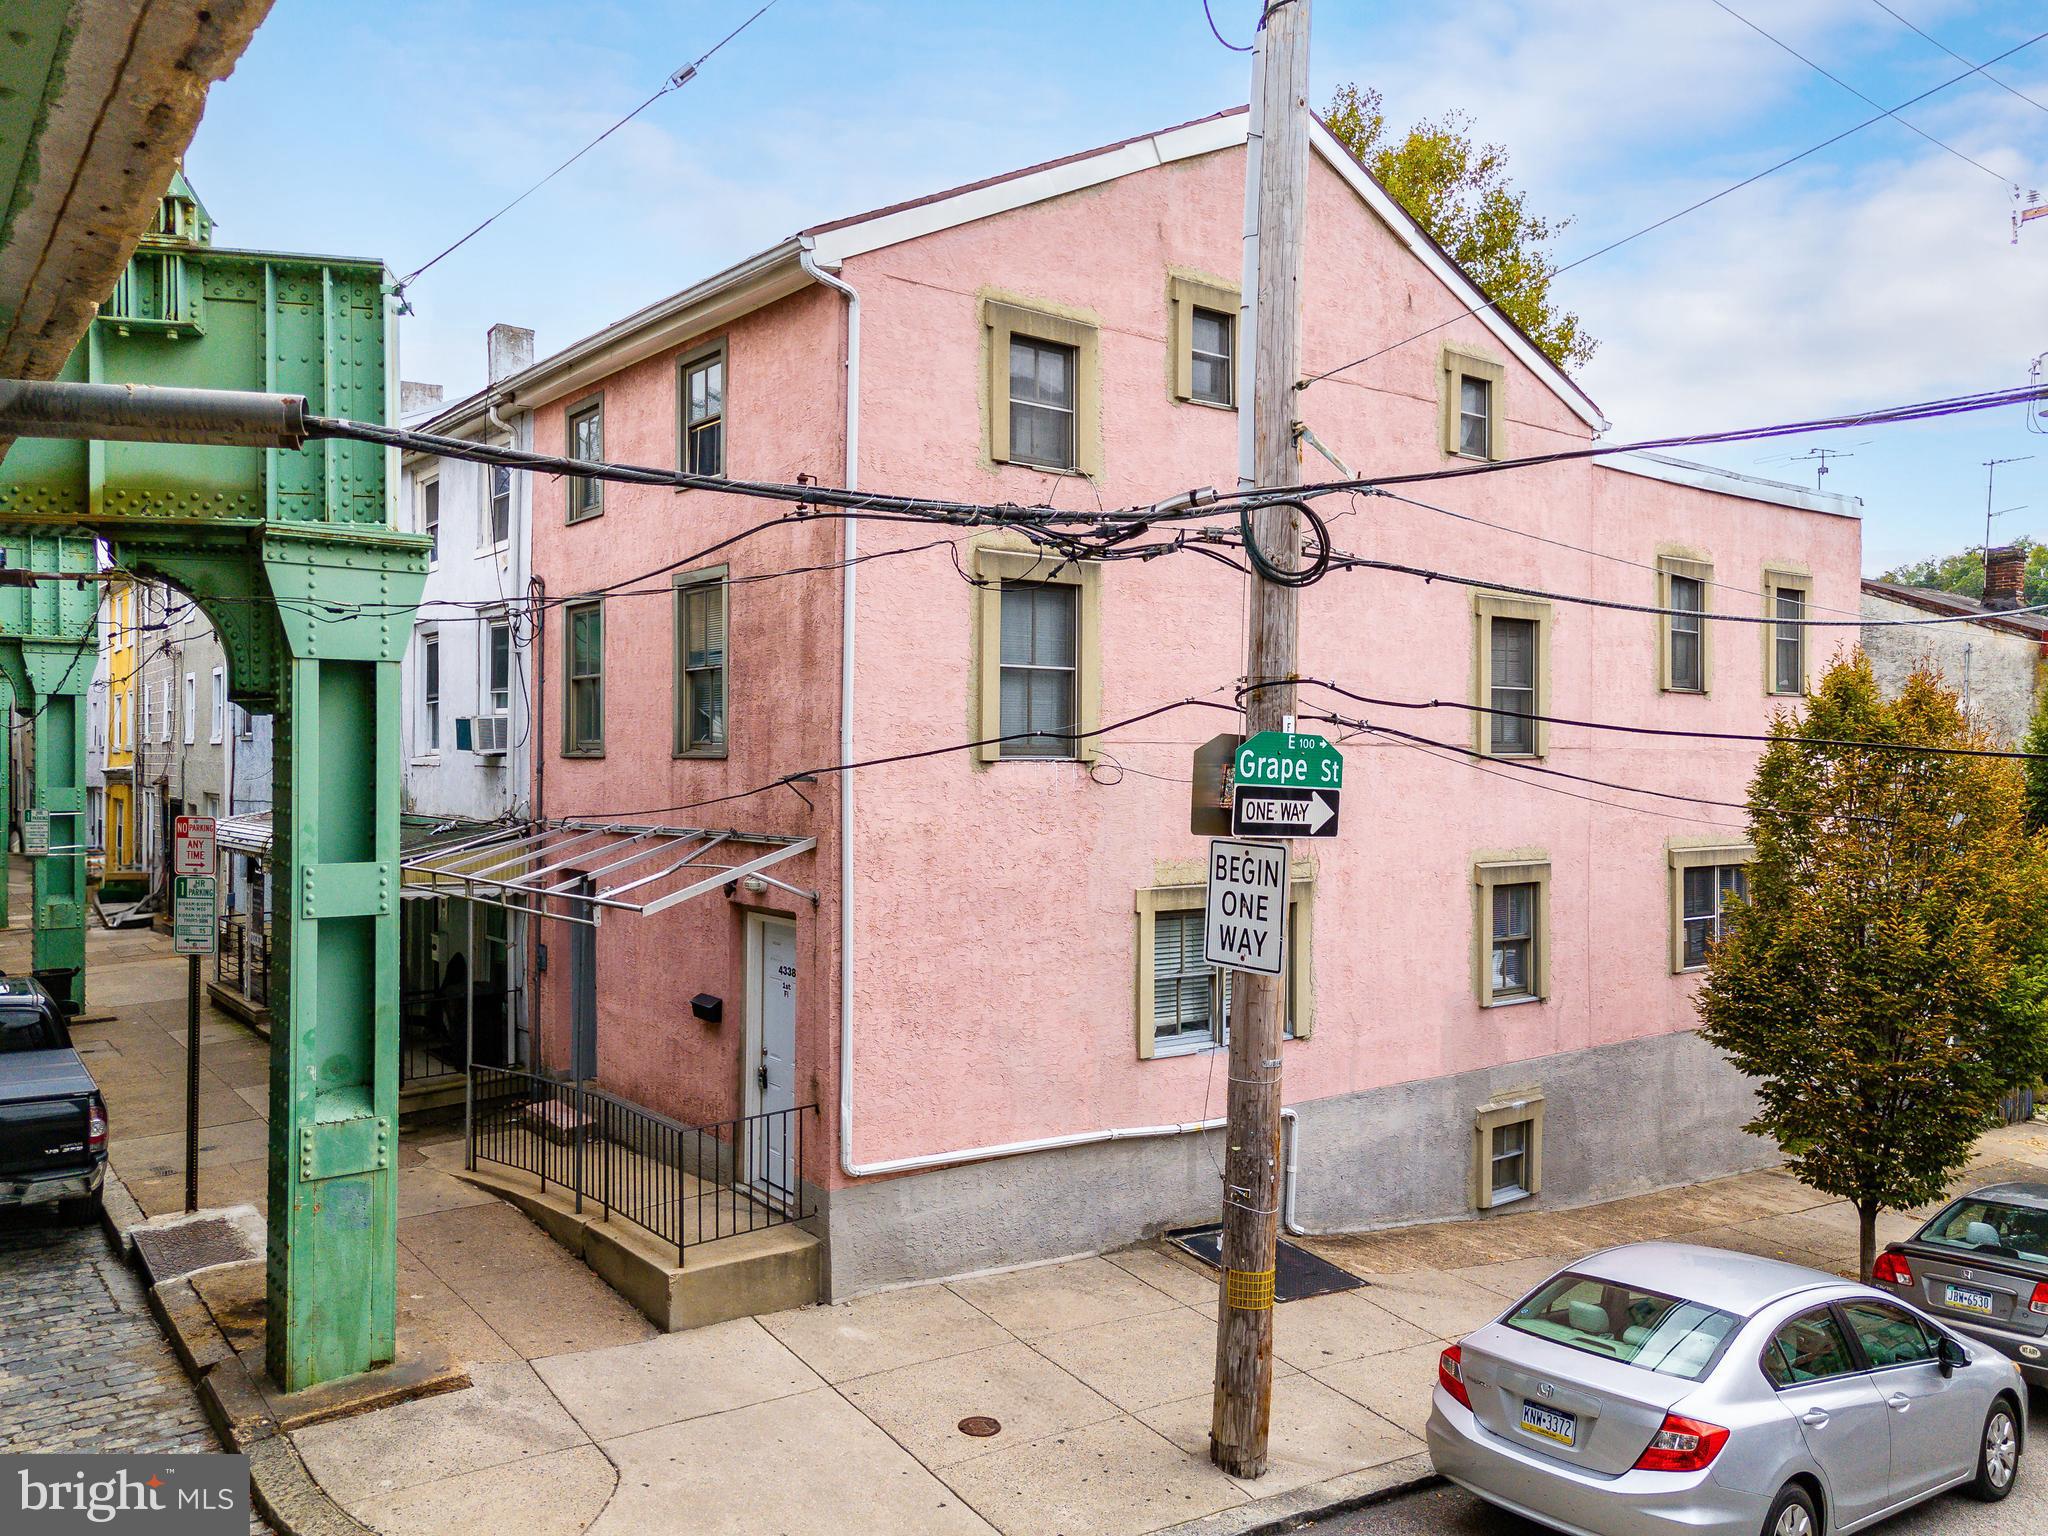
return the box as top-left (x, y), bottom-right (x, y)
top-left (486, 323), bottom-right (535, 385)
top-left (1984, 544), bottom-right (2025, 610)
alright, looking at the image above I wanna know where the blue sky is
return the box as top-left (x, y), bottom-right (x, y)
top-left (183, 0), bottom-right (2048, 573)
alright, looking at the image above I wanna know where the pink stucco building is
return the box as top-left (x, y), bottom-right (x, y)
top-left (432, 110), bottom-right (1861, 1297)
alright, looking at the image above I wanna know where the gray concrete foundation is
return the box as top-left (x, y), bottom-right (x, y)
top-left (822, 1027), bottom-right (1770, 1297)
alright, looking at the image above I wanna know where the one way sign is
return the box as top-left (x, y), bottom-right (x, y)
top-left (1232, 785), bottom-right (1340, 839)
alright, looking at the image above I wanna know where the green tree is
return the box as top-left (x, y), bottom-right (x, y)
top-left (1881, 538), bottom-right (2048, 607)
top-left (1323, 84), bottom-right (1595, 372)
top-left (1697, 656), bottom-right (2048, 1280)
top-left (2024, 692), bottom-right (2048, 833)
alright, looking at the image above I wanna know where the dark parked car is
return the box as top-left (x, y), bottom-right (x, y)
top-left (0, 975), bottom-right (107, 1220)
top-left (1874, 1182), bottom-right (2048, 1387)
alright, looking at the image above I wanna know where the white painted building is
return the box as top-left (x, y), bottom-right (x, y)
top-left (1861, 545), bottom-right (2047, 747)
top-left (395, 324), bottom-right (538, 1082)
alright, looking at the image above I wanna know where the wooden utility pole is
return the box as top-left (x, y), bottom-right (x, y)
top-left (1211, 0), bottom-right (1311, 1480)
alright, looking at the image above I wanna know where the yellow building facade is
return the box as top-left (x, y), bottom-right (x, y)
top-left (103, 577), bottom-right (139, 878)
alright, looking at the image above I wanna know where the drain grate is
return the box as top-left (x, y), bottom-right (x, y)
top-left (1166, 1225), bottom-right (1367, 1303)
top-left (132, 1215), bottom-right (261, 1285)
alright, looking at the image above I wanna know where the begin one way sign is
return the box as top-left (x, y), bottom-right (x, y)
top-left (1204, 838), bottom-right (1287, 977)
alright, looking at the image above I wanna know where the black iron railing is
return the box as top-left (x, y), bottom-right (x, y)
top-left (468, 1065), bottom-right (813, 1266)
top-left (401, 984), bottom-right (516, 1086)
top-left (213, 917), bottom-right (270, 1008)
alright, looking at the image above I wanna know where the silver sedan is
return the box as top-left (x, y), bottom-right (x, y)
top-left (1425, 1242), bottom-right (2027, 1536)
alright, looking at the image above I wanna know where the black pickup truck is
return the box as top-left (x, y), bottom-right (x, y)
top-left (0, 975), bottom-right (107, 1220)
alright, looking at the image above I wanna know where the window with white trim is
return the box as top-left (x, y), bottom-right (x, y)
top-left (1473, 1090), bottom-right (1545, 1210)
top-left (674, 571), bottom-right (728, 756)
top-left (418, 629), bottom-right (440, 754)
top-left (1473, 593), bottom-right (1549, 759)
top-left (1669, 843), bottom-right (1755, 973)
top-left (566, 399), bottom-right (603, 521)
top-left (1474, 857), bottom-right (1551, 1007)
top-left (209, 667), bottom-right (224, 744)
top-left (1008, 337), bottom-right (1078, 470)
top-left (182, 673), bottom-right (196, 745)
top-left (483, 464), bottom-right (511, 550)
top-left (1441, 346), bottom-right (1505, 460)
top-left (483, 619), bottom-right (511, 719)
top-left (1490, 882), bottom-right (1538, 1000)
top-left (1135, 880), bottom-right (1311, 1058)
top-left (680, 345), bottom-right (726, 478)
top-left (1772, 587), bottom-right (1805, 694)
top-left (418, 475), bottom-right (439, 567)
top-left (997, 582), bottom-right (1078, 757)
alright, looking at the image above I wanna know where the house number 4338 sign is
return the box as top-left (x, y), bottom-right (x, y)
top-left (1231, 729), bottom-right (1342, 839)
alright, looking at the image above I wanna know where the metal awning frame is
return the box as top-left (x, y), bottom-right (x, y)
top-left (400, 819), bottom-right (819, 927)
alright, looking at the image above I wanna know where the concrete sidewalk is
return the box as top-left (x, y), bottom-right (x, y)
top-left (286, 1128), bottom-right (2048, 1536)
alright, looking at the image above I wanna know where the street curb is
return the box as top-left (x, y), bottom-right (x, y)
top-left (1156, 1453), bottom-right (1439, 1536)
top-left (99, 1160), bottom-right (147, 1258)
top-left (105, 1167), bottom-right (374, 1536)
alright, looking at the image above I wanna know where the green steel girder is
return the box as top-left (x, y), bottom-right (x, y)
top-left (0, 530), bottom-right (102, 1002)
top-left (0, 190), bottom-right (427, 1392)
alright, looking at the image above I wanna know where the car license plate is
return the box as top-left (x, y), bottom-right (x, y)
top-left (1519, 1401), bottom-right (1577, 1448)
top-left (1945, 1284), bottom-right (1996, 1316)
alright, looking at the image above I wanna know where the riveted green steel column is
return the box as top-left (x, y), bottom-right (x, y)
top-left (21, 640), bottom-right (91, 1001)
top-left (0, 672), bottom-right (12, 929)
top-left (261, 532), bottom-right (420, 1393)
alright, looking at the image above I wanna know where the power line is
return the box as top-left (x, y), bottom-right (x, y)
top-left (560, 693), bottom-right (1244, 821)
top-left (1317, 529), bottom-right (2048, 627)
top-left (1298, 27), bottom-right (2048, 390)
top-left (1279, 678), bottom-right (2048, 760)
top-left (1709, 0), bottom-right (2008, 185)
top-left (1202, 0), bottom-right (1252, 52)
top-left (309, 377), bottom-right (2048, 564)
top-left (1314, 713), bottom-right (1750, 830)
top-left (1868, 0), bottom-right (2048, 118)
top-left (1268, 383), bottom-right (2048, 505)
top-left (394, 0), bottom-right (789, 297)
top-left (1369, 486), bottom-right (1871, 621)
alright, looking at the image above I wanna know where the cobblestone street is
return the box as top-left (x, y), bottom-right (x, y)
top-left (0, 1212), bottom-right (216, 1454)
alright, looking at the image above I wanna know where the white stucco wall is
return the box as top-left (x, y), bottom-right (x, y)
top-left (398, 411), bottom-right (534, 823)
top-left (1861, 591), bottom-right (2042, 745)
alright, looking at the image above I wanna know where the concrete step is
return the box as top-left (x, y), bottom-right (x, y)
top-left (427, 1148), bottom-right (820, 1333)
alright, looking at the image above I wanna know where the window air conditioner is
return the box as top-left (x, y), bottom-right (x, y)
top-left (457, 715), bottom-right (509, 755)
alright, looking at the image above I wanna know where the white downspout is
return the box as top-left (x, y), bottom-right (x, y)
top-left (802, 175), bottom-right (1297, 1189)
top-left (799, 241), bottom-right (866, 1179)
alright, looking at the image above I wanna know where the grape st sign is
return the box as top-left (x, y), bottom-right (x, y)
top-left (1231, 730), bottom-right (1342, 839)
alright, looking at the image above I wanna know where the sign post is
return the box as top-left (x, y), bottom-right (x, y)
top-left (22, 809), bottom-right (48, 857)
top-left (172, 815), bottom-right (217, 1214)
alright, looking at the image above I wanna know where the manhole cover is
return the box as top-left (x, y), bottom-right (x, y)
top-left (957, 1416), bottom-right (1002, 1439)
top-left (132, 1215), bottom-right (261, 1285)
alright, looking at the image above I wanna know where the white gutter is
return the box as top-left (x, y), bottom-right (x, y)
top-left (806, 238), bottom-right (1258, 1191)
top-left (799, 241), bottom-right (869, 1181)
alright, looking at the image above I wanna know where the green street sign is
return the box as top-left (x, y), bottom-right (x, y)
top-left (1234, 731), bottom-right (1343, 791)
top-left (173, 874), bottom-right (217, 956)
top-left (1232, 730), bottom-right (1343, 839)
